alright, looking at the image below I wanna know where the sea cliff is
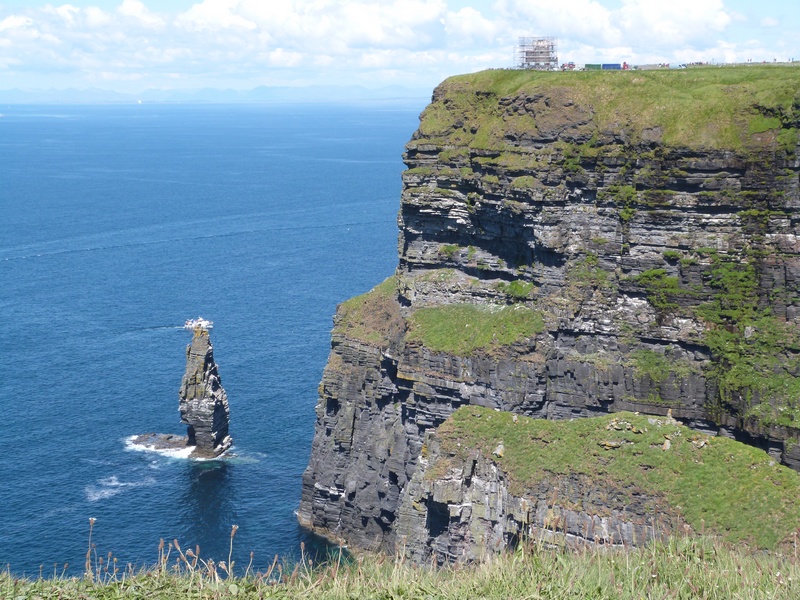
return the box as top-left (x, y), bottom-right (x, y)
top-left (298, 66), bottom-right (800, 562)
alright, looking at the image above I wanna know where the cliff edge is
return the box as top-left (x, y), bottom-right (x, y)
top-left (298, 66), bottom-right (800, 560)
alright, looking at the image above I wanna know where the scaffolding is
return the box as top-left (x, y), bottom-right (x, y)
top-left (517, 37), bottom-right (558, 71)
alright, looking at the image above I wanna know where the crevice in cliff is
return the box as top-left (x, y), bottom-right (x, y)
top-left (425, 500), bottom-right (450, 538)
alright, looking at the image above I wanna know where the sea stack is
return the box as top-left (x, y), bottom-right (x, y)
top-left (179, 318), bottom-right (232, 458)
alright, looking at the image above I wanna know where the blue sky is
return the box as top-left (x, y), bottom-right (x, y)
top-left (1, 0), bottom-right (798, 92)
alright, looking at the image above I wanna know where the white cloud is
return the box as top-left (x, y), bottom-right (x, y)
top-left (98, 70), bottom-right (145, 80)
top-left (0, 0), bottom-right (798, 93)
top-left (0, 14), bottom-right (33, 32)
top-left (118, 0), bottom-right (165, 28)
top-left (498, 0), bottom-right (621, 46)
top-left (48, 4), bottom-right (80, 25)
top-left (268, 48), bottom-right (303, 67)
top-left (497, 0), bottom-right (735, 55)
top-left (173, 0), bottom-right (448, 50)
top-left (82, 7), bottom-right (112, 28)
top-left (313, 54), bottom-right (335, 67)
top-left (442, 7), bottom-right (499, 44)
top-left (617, 0), bottom-right (731, 47)
top-left (176, 0), bottom-right (257, 32)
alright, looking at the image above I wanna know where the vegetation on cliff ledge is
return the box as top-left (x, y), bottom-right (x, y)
top-left (407, 304), bottom-right (544, 355)
top-left (693, 252), bottom-right (800, 428)
top-left (334, 277), bottom-right (544, 357)
top-left (417, 65), bottom-right (800, 151)
top-left (435, 407), bottom-right (800, 550)
top-left (333, 277), bottom-right (403, 347)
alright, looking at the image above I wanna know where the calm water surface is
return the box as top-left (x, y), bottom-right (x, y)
top-left (0, 101), bottom-right (425, 575)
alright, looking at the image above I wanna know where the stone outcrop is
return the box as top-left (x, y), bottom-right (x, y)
top-left (396, 425), bottom-right (675, 565)
top-left (298, 67), bottom-right (800, 561)
top-left (179, 326), bottom-right (232, 458)
top-left (132, 321), bottom-right (232, 458)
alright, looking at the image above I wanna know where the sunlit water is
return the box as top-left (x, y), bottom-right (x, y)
top-left (0, 100), bottom-right (425, 576)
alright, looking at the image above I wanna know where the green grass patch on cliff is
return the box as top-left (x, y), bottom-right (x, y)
top-left (748, 114), bottom-right (782, 135)
top-left (626, 349), bottom-right (701, 405)
top-left (418, 66), bottom-right (800, 152)
top-left (568, 253), bottom-right (613, 289)
top-left (407, 304), bottom-right (543, 355)
top-left (694, 254), bottom-right (800, 427)
top-left (436, 407), bottom-right (800, 550)
top-left (510, 175), bottom-right (539, 189)
top-left (631, 268), bottom-right (682, 313)
top-left (334, 277), bottom-right (404, 347)
top-left (494, 279), bottom-right (535, 299)
top-left (629, 349), bottom-right (699, 384)
top-left (438, 244), bottom-right (461, 259)
top-left (704, 315), bottom-right (800, 427)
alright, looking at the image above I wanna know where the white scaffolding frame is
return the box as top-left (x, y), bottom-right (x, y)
top-left (517, 37), bottom-right (558, 71)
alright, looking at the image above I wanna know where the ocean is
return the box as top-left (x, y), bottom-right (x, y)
top-left (0, 100), bottom-right (426, 576)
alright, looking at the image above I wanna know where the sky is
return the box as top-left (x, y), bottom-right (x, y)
top-left (1, 0), bottom-right (799, 93)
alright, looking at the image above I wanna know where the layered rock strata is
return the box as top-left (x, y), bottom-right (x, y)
top-left (132, 323), bottom-right (232, 458)
top-left (396, 406), bottom-right (800, 564)
top-left (179, 326), bottom-right (232, 458)
top-left (299, 67), bottom-right (800, 561)
top-left (396, 413), bottom-right (677, 564)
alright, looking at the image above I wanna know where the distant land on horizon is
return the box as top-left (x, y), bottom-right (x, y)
top-left (0, 84), bottom-right (432, 104)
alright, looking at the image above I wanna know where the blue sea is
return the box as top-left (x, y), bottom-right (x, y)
top-left (0, 100), bottom-right (426, 576)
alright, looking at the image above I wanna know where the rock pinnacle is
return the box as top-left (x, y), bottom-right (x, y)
top-left (179, 320), bottom-right (232, 457)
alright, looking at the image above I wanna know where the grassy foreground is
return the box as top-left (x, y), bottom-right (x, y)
top-left (4, 536), bottom-right (800, 599)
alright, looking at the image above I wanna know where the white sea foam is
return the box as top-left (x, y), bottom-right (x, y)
top-left (86, 487), bottom-right (120, 502)
top-left (124, 435), bottom-right (194, 459)
top-left (190, 449), bottom-right (234, 462)
top-left (85, 475), bottom-right (156, 502)
top-left (124, 435), bottom-right (234, 461)
top-left (221, 451), bottom-right (256, 464)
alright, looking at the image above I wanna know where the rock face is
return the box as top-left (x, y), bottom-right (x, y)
top-left (396, 429), bottom-right (674, 565)
top-left (298, 67), bottom-right (800, 561)
top-left (179, 327), bottom-right (232, 458)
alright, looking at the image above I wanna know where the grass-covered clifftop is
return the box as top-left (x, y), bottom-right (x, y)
top-left (416, 65), bottom-right (800, 151)
top-left (434, 407), bottom-right (800, 550)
